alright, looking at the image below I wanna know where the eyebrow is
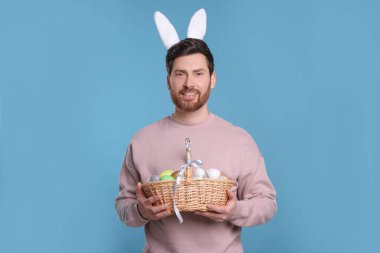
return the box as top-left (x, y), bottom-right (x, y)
top-left (173, 69), bottom-right (206, 73)
top-left (173, 69), bottom-right (186, 73)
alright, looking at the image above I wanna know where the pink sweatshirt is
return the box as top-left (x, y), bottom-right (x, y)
top-left (115, 113), bottom-right (277, 253)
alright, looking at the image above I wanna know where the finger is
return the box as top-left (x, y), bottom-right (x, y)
top-left (207, 204), bottom-right (226, 213)
top-left (145, 195), bottom-right (161, 204)
top-left (195, 210), bottom-right (224, 219)
top-left (140, 196), bottom-right (159, 207)
top-left (151, 203), bottom-right (170, 214)
top-left (227, 190), bottom-right (235, 200)
top-left (194, 211), bottom-right (224, 222)
top-left (153, 209), bottom-right (173, 220)
top-left (136, 182), bottom-right (145, 198)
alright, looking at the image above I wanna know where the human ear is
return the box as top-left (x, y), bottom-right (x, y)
top-left (166, 75), bottom-right (171, 90)
top-left (211, 71), bottom-right (216, 89)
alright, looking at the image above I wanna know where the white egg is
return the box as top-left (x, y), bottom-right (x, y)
top-left (148, 175), bottom-right (160, 182)
top-left (193, 168), bottom-right (206, 179)
top-left (206, 168), bottom-right (221, 179)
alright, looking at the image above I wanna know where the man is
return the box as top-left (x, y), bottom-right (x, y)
top-left (115, 38), bottom-right (277, 253)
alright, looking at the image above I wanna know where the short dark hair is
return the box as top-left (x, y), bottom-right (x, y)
top-left (166, 38), bottom-right (214, 75)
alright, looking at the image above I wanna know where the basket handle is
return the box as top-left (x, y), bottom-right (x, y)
top-left (184, 138), bottom-right (193, 181)
top-left (184, 165), bottom-right (192, 181)
top-left (185, 138), bottom-right (191, 163)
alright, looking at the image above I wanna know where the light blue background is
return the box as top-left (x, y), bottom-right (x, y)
top-left (1, 0), bottom-right (379, 252)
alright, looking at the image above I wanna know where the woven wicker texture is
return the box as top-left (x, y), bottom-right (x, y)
top-left (142, 138), bottom-right (234, 212)
top-left (142, 176), bottom-right (234, 212)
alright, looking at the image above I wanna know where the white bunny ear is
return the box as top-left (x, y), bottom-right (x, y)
top-left (154, 11), bottom-right (180, 49)
top-left (187, 8), bottom-right (207, 40)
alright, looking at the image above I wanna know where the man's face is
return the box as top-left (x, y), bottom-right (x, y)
top-left (167, 53), bottom-right (216, 112)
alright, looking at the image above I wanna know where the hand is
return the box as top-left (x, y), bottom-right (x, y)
top-left (136, 182), bottom-right (173, 221)
top-left (194, 190), bottom-right (237, 222)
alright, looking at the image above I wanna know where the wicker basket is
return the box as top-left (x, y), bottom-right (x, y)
top-left (142, 166), bottom-right (234, 212)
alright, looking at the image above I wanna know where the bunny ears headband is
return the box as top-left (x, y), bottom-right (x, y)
top-left (154, 8), bottom-right (207, 49)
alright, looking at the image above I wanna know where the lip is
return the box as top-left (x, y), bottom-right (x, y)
top-left (180, 91), bottom-right (199, 101)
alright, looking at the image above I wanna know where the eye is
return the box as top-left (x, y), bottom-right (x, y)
top-left (195, 72), bottom-right (204, 77)
top-left (175, 72), bottom-right (183, 77)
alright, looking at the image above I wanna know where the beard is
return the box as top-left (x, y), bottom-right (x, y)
top-left (169, 83), bottom-right (211, 112)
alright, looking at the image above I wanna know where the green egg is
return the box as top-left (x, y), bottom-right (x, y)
top-left (159, 169), bottom-right (174, 178)
top-left (160, 175), bottom-right (175, 181)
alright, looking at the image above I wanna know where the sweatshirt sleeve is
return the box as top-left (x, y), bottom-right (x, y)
top-left (115, 144), bottom-right (149, 227)
top-left (229, 145), bottom-right (277, 227)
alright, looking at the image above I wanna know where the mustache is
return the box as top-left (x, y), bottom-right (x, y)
top-left (179, 88), bottom-right (201, 94)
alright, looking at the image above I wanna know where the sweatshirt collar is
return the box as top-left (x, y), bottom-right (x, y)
top-left (168, 112), bottom-right (216, 129)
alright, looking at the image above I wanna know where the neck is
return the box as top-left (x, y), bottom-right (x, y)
top-left (173, 104), bottom-right (210, 124)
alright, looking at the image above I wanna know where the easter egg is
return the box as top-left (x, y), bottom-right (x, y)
top-left (192, 168), bottom-right (206, 179)
top-left (160, 175), bottom-right (175, 181)
top-left (171, 171), bottom-right (179, 178)
top-left (148, 175), bottom-right (160, 182)
top-left (206, 168), bottom-right (221, 179)
top-left (160, 169), bottom-right (174, 178)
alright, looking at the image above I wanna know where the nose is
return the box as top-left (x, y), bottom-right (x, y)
top-left (183, 75), bottom-right (194, 88)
